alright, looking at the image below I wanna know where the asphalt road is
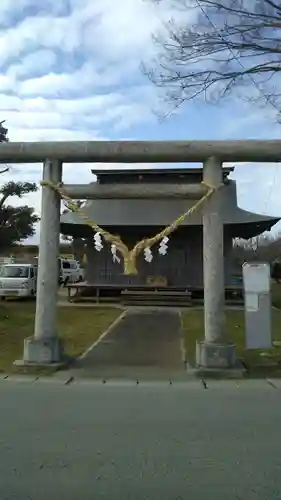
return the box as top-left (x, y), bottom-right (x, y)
top-left (0, 377), bottom-right (281, 500)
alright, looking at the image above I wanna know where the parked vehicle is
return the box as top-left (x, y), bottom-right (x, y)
top-left (32, 257), bottom-right (84, 287)
top-left (58, 259), bottom-right (84, 286)
top-left (0, 263), bottom-right (37, 299)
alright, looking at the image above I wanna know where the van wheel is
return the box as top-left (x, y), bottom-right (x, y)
top-left (0, 296), bottom-right (6, 301)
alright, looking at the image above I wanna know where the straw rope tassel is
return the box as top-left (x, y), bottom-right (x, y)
top-left (41, 180), bottom-right (222, 275)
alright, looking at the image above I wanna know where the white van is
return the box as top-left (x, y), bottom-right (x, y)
top-left (0, 263), bottom-right (37, 299)
top-left (59, 259), bottom-right (84, 286)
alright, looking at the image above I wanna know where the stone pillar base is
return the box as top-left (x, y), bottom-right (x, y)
top-left (14, 336), bottom-right (64, 367)
top-left (196, 341), bottom-right (236, 369)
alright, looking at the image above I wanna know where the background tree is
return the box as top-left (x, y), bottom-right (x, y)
top-left (0, 181), bottom-right (39, 252)
top-left (0, 120), bottom-right (9, 174)
top-left (143, 0), bottom-right (281, 116)
top-left (0, 122), bottom-right (39, 251)
top-left (60, 201), bottom-right (86, 263)
top-left (60, 200), bottom-right (84, 244)
top-left (232, 232), bottom-right (281, 274)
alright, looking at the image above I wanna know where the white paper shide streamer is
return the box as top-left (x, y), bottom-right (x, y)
top-left (111, 244), bottom-right (121, 264)
top-left (144, 247), bottom-right (153, 263)
top-left (159, 236), bottom-right (169, 255)
top-left (94, 232), bottom-right (103, 252)
top-left (94, 232), bottom-right (168, 265)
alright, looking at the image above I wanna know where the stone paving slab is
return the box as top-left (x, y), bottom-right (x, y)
top-left (64, 308), bottom-right (186, 380)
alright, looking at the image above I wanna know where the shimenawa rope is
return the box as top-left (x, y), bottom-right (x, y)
top-left (41, 180), bottom-right (221, 275)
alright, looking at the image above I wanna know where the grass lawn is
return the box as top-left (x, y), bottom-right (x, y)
top-left (181, 307), bottom-right (281, 377)
top-left (0, 301), bottom-right (122, 374)
top-left (181, 282), bottom-right (281, 377)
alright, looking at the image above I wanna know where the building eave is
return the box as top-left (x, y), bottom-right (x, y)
top-left (60, 212), bottom-right (280, 239)
top-left (92, 166), bottom-right (234, 184)
top-left (91, 166), bottom-right (235, 176)
top-left (60, 180), bottom-right (280, 238)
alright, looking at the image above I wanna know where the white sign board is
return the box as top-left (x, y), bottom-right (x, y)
top-left (245, 315), bottom-right (272, 349)
top-left (242, 262), bottom-right (270, 294)
top-left (243, 262), bottom-right (271, 350)
top-left (245, 293), bottom-right (259, 313)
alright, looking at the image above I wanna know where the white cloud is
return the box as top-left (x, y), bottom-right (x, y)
top-left (0, 92), bottom-right (155, 137)
top-left (8, 50), bottom-right (57, 80)
top-left (0, 0), bottom-right (172, 146)
top-left (79, 0), bottom-right (184, 60)
top-left (16, 64), bottom-right (113, 97)
top-left (0, 0), bottom-right (189, 144)
top-left (0, 0), bottom-right (280, 246)
top-left (0, 0), bottom-right (183, 64)
top-left (9, 128), bottom-right (99, 141)
top-left (0, 16), bottom-right (75, 64)
top-left (221, 106), bottom-right (280, 138)
top-left (0, 74), bottom-right (13, 92)
top-left (0, 0), bottom-right (69, 25)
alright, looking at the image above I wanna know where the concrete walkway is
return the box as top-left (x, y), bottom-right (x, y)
top-left (62, 308), bottom-right (186, 381)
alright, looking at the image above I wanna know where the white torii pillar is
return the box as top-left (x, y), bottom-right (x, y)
top-left (196, 157), bottom-right (236, 370)
top-left (15, 159), bottom-right (63, 365)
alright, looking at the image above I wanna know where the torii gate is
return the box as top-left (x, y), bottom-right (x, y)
top-left (0, 139), bottom-right (279, 371)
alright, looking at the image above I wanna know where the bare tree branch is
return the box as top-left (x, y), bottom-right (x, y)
top-left (143, 0), bottom-right (281, 119)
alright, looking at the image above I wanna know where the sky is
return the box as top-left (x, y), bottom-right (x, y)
top-left (0, 0), bottom-right (281, 244)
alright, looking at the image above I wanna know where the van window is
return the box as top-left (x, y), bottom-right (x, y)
top-left (62, 261), bottom-right (71, 269)
top-left (0, 266), bottom-right (29, 278)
